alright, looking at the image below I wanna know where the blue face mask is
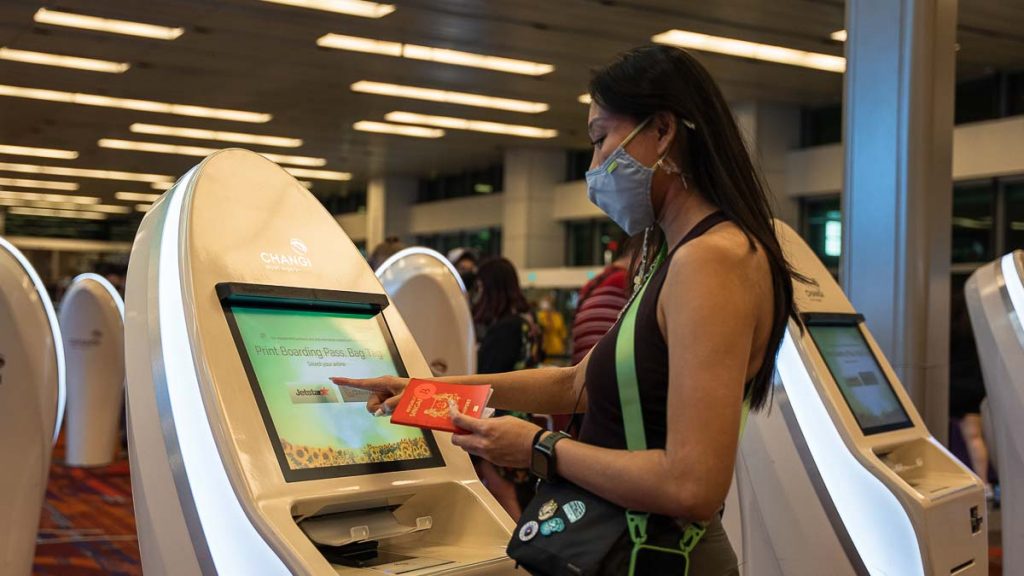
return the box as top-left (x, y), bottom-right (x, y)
top-left (585, 117), bottom-right (667, 236)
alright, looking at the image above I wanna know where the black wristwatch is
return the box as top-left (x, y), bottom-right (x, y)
top-left (531, 431), bottom-right (570, 482)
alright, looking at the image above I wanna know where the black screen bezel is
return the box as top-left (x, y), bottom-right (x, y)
top-left (804, 313), bottom-right (914, 436)
top-left (218, 283), bottom-right (445, 482)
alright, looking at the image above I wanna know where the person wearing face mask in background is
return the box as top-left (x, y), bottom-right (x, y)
top-left (447, 247), bottom-right (479, 300)
top-left (335, 45), bottom-right (800, 574)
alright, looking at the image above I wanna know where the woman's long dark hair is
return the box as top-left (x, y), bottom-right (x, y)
top-left (473, 257), bottom-right (530, 327)
top-left (589, 45), bottom-right (800, 412)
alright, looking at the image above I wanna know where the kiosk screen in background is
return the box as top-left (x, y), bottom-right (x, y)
top-left (228, 305), bottom-right (440, 477)
top-left (808, 324), bottom-right (913, 435)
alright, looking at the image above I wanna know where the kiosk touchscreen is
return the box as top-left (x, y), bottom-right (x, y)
top-left (376, 248), bottom-right (476, 377)
top-left (724, 222), bottom-right (988, 576)
top-left (125, 149), bottom-right (514, 576)
top-left (0, 237), bottom-right (65, 576)
top-left (965, 250), bottom-right (1024, 574)
top-left (60, 273), bottom-right (125, 467)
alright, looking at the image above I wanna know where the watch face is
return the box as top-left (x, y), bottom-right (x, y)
top-left (531, 450), bottom-right (548, 479)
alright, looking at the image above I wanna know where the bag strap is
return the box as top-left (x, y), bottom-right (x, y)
top-left (614, 244), bottom-right (752, 570)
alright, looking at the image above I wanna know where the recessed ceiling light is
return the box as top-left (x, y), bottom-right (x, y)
top-left (0, 144), bottom-right (78, 160)
top-left (151, 181), bottom-right (174, 191)
top-left (830, 30), bottom-right (848, 42)
top-left (353, 120), bottom-right (445, 139)
top-left (0, 177), bottom-right (78, 191)
top-left (652, 29), bottom-right (845, 73)
top-left (0, 84), bottom-right (271, 123)
top-left (283, 167), bottom-right (352, 181)
top-left (384, 111), bottom-right (558, 139)
top-left (0, 47), bottom-right (130, 73)
top-left (260, 0), bottom-right (394, 18)
top-left (4, 199), bottom-right (131, 214)
top-left (115, 191), bottom-right (162, 202)
top-left (98, 138), bottom-right (326, 167)
top-left (351, 81), bottom-right (548, 113)
top-left (578, 94), bottom-right (592, 105)
top-left (0, 190), bottom-right (99, 204)
top-left (129, 123), bottom-right (302, 148)
top-left (8, 206), bottom-right (107, 220)
top-left (136, 203), bottom-right (152, 213)
top-left (0, 161), bottom-right (174, 184)
top-left (33, 8), bottom-right (184, 40)
top-left (317, 34), bottom-right (554, 76)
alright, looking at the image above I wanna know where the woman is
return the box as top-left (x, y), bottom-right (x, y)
top-left (471, 257), bottom-right (543, 519)
top-left (334, 45), bottom-right (798, 574)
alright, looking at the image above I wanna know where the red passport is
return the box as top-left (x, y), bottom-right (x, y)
top-left (390, 379), bottom-right (491, 434)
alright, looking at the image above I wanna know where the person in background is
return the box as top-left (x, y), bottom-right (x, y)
top-left (447, 247), bottom-right (479, 294)
top-left (471, 256), bottom-right (542, 519)
top-left (367, 236), bottom-right (406, 270)
top-left (949, 285), bottom-right (990, 492)
top-left (536, 293), bottom-right (567, 359)
top-left (570, 237), bottom-right (633, 365)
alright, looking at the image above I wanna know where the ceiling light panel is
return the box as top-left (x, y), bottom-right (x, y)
top-left (351, 81), bottom-right (548, 113)
top-left (353, 121), bottom-right (444, 138)
top-left (283, 167), bottom-right (352, 181)
top-left (0, 162), bottom-right (174, 184)
top-left (115, 192), bottom-right (162, 202)
top-left (0, 48), bottom-right (130, 73)
top-left (384, 111), bottom-right (558, 139)
top-left (98, 138), bottom-right (326, 167)
top-left (652, 29), bottom-right (845, 73)
top-left (0, 177), bottom-right (78, 191)
top-left (260, 0), bottom-right (394, 18)
top-left (129, 123), bottom-right (302, 148)
top-left (33, 8), bottom-right (184, 40)
top-left (0, 84), bottom-right (271, 123)
top-left (8, 206), bottom-right (107, 220)
top-left (831, 30), bottom-right (848, 42)
top-left (0, 190), bottom-right (99, 204)
top-left (578, 94), bottom-right (592, 105)
top-left (317, 34), bottom-right (553, 76)
top-left (151, 181), bottom-right (174, 191)
top-left (0, 144), bottom-right (78, 160)
top-left (0, 198), bottom-right (129, 213)
top-left (136, 203), bottom-right (152, 213)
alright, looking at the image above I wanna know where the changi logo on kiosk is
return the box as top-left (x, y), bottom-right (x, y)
top-left (259, 237), bottom-right (312, 272)
top-left (803, 277), bottom-right (825, 302)
top-left (69, 328), bottom-right (103, 349)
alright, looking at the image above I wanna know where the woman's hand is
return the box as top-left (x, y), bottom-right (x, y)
top-left (449, 406), bottom-right (542, 469)
top-left (330, 376), bottom-right (409, 415)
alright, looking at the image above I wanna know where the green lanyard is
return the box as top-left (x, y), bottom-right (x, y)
top-left (614, 246), bottom-right (750, 575)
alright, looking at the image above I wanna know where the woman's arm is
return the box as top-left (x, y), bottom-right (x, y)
top-left (450, 239), bottom-right (763, 521)
top-left (333, 355), bottom-right (588, 415)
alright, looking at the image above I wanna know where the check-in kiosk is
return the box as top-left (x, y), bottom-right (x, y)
top-left (965, 250), bottom-right (1024, 574)
top-left (0, 237), bottom-right (65, 575)
top-left (60, 273), bottom-right (125, 467)
top-left (725, 222), bottom-right (987, 576)
top-left (375, 248), bottom-right (476, 377)
top-left (125, 149), bottom-right (514, 575)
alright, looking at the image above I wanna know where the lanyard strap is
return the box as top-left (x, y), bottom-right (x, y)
top-left (614, 244), bottom-right (751, 570)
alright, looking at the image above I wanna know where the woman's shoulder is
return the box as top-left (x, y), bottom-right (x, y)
top-left (670, 221), bottom-right (766, 273)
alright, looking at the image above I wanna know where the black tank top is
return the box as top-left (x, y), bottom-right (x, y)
top-left (579, 212), bottom-right (729, 450)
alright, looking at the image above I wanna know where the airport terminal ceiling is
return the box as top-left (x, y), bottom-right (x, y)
top-left (0, 0), bottom-right (1021, 204)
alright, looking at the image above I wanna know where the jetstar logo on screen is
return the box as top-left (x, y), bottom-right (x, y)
top-left (259, 237), bottom-right (312, 271)
top-left (289, 384), bottom-right (339, 404)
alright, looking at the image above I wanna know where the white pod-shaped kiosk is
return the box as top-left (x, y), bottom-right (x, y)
top-left (376, 247), bottom-right (476, 377)
top-left (966, 250), bottom-right (1024, 575)
top-left (60, 273), bottom-right (125, 467)
top-left (724, 222), bottom-right (988, 576)
top-left (0, 237), bottom-right (65, 575)
top-left (125, 149), bottom-right (513, 575)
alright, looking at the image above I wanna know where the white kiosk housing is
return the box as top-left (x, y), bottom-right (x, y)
top-left (60, 273), bottom-right (125, 467)
top-left (0, 237), bottom-right (65, 576)
top-left (965, 250), bottom-right (1024, 574)
top-left (375, 248), bottom-right (476, 377)
top-left (725, 223), bottom-right (987, 576)
top-left (125, 149), bottom-right (514, 575)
